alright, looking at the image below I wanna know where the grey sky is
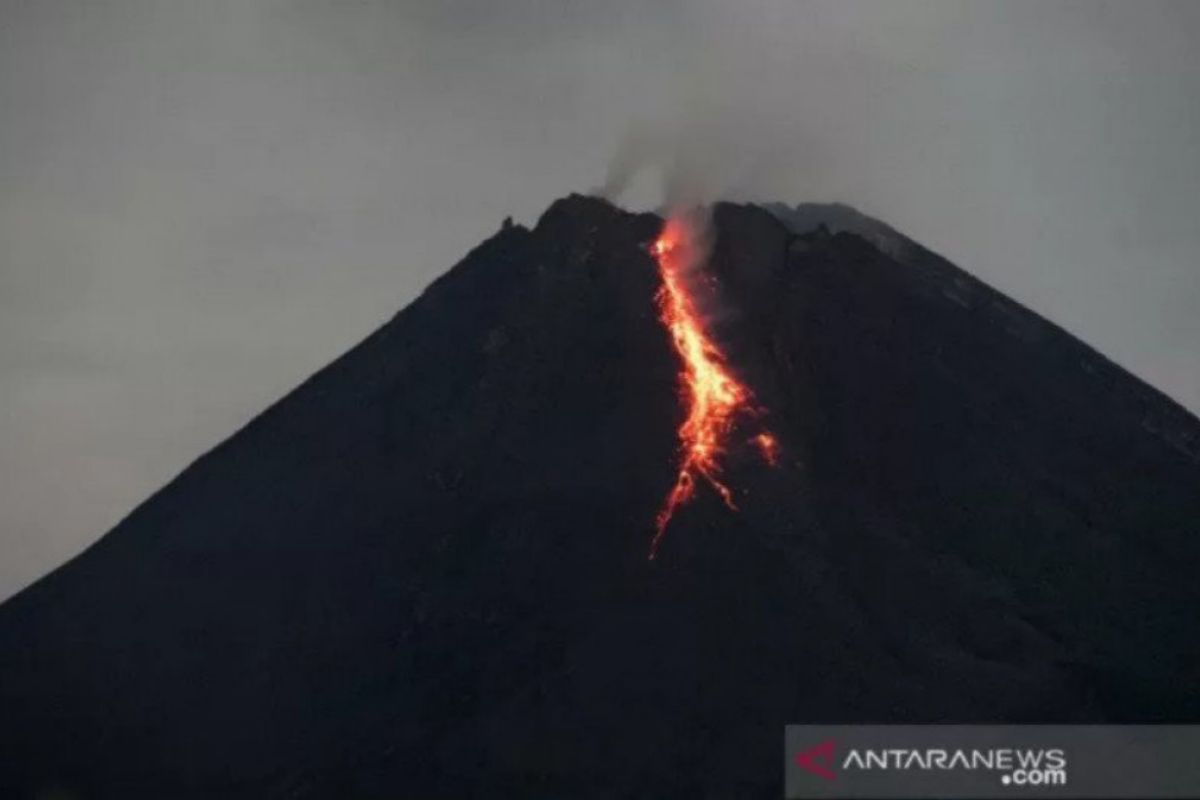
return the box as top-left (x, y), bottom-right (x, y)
top-left (2, 0), bottom-right (1198, 599)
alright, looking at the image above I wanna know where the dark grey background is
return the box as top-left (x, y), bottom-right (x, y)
top-left (2, 0), bottom-right (1199, 600)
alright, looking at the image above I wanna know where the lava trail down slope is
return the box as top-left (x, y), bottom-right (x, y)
top-left (649, 212), bottom-right (776, 558)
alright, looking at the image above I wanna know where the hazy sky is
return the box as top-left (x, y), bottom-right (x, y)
top-left (2, 0), bottom-right (1199, 599)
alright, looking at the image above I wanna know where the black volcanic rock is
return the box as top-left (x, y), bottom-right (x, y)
top-left (2, 195), bottom-right (1198, 798)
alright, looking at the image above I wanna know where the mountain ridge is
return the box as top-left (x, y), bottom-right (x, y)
top-left (1, 194), bottom-right (1198, 798)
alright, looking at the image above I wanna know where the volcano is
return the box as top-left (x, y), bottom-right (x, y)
top-left (2, 195), bottom-right (1198, 798)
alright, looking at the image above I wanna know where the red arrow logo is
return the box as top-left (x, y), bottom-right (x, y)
top-left (795, 739), bottom-right (838, 781)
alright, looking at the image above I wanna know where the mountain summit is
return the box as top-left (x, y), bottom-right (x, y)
top-left (2, 195), bottom-right (1198, 798)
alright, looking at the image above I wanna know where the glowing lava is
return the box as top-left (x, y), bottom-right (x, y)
top-left (649, 215), bottom-right (776, 559)
top-left (753, 433), bottom-right (780, 467)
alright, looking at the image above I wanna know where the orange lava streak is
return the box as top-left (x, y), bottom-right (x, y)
top-left (754, 433), bottom-right (780, 467)
top-left (649, 216), bottom-right (773, 559)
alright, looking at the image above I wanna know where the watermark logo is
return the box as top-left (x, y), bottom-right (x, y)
top-left (794, 739), bottom-right (838, 782)
top-left (785, 725), bottom-right (1200, 799)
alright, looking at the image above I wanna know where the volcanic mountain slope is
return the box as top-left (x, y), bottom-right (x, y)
top-left (2, 195), bottom-right (1199, 798)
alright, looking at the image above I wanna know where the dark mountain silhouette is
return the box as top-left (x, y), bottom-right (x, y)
top-left (2, 195), bottom-right (1198, 799)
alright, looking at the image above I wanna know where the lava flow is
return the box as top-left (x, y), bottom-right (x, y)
top-left (649, 214), bottom-right (776, 559)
